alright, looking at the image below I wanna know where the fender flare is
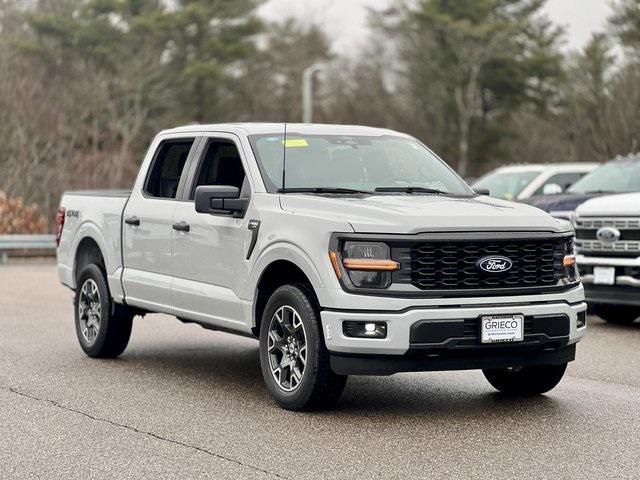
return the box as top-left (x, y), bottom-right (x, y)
top-left (70, 222), bottom-right (113, 288)
top-left (247, 242), bottom-right (327, 325)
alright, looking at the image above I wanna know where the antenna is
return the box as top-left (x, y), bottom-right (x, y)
top-left (281, 122), bottom-right (287, 193)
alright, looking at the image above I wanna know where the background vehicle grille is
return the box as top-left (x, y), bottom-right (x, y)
top-left (409, 238), bottom-right (569, 290)
top-left (575, 217), bottom-right (640, 257)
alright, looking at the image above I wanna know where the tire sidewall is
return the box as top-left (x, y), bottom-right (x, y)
top-left (259, 285), bottom-right (322, 409)
top-left (74, 264), bottom-right (112, 357)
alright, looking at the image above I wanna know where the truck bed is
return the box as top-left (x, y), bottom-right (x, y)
top-left (56, 190), bottom-right (130, 301)
top-left (63, 190), bottom-right (131, 198)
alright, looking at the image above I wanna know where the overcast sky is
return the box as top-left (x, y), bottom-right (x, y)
top-left (259, 0), bottom-right (613, 53)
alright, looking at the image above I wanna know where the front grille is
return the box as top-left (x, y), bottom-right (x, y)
top-left (575, 217), bottom-right (640, 257)
top-left (577, 218), bottom-right (640, 229)
top-left (410, 238), bottom-right (569, 291)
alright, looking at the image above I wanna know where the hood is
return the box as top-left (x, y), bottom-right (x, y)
top-left (576, 193), bottom-right (640, 217)
top-left (280, 194), bottom-right (568, 234)
top-left (523, 193), bottom-right (603, 213)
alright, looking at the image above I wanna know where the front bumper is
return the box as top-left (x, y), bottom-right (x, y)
top-left (577, 254), bottom-right (640, 306)
top-left (331, 344), bottom-right (576, 376)
top-left (321, 298), bottom-right (586, 356)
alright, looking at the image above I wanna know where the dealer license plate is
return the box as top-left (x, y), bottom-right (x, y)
top-left (593, 266), bottom-right (615, 285)
top-left (481, 315), bottom-right (524, 344)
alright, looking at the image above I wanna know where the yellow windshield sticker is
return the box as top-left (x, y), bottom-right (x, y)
top-left (283, 139), bottom-right (309, 147)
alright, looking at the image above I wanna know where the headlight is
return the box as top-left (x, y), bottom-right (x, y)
top-left (338, 241), bottom-right (398, 289)
top-left (563, 237), bottom-right (580, 283)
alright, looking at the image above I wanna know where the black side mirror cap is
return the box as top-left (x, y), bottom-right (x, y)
top-left (195, 185), bottom-right (248, 215)
top-left (474, 188), bottom-right (490, 196)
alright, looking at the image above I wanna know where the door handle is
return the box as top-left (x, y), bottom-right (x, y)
top-left (172, 221), bottom-right (190, 232)
top-left (125, 216), bottom-right (140, 226)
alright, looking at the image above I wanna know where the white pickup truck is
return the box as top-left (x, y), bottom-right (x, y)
top-left (56, 123), bottom-right (586, 410)
top-left (575, 193), bottom-right (640, 324)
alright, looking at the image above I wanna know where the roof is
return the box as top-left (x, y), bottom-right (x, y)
top-left (159, 123), bottom-right (408, 138)
top-left (491, 163), bottom-right (600, 174)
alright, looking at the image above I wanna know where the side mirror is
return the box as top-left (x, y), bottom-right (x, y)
top-left (542, 183), bottom-right (562, 195)
top-left (474, 188), bottom-right (490, 196)
top-left (195, 185), bottom-right (248, 215)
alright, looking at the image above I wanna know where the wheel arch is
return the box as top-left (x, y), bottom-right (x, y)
top-left (74, 236), bottom-right (106, 284)
top-left (252, 258), bottom-right (321, 337)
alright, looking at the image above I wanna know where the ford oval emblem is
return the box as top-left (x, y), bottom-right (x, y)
top-left (596, 227), bottom-right (620, 243)
top-left (477, 256), bottom-right (513, 273)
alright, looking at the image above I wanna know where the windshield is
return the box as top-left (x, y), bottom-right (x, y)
top-left (473, 171), bottom-right (540, 200)
top-left (568, 158), bottom-right (640, 194)
top-left (248, 134), bottom-right (472, 195)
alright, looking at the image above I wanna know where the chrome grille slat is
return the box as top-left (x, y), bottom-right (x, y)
top-left (576, 217), bottom-right (640, 230)
top-left (575, 217), bottom-right (640, 256)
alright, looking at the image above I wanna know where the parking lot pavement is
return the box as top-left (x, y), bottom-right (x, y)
top-left (1, 264), bottom-right (639, 479)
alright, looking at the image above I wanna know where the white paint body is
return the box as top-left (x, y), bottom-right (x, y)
top-left (57, 123), bottom-right (587, 355)
top-left (575, 193), bottom-right (640, 295)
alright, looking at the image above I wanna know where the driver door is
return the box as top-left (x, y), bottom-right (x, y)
top-left (171, 134), bottom-right (254, 332)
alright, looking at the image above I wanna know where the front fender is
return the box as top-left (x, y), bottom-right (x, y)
top-left (248, 242), bottom-right (326, 297)
top-left (244, 241), bottom-right (337, 328)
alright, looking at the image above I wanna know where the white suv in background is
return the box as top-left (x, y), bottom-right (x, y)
top-left (575, 193), bottom-right (640, 324)
top-left (473, 163), bottom-right (598, 202)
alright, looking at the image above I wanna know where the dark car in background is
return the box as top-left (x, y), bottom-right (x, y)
top-left (524, 153), bottom-right (640, 220)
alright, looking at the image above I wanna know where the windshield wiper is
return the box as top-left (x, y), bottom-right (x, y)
top-left (278, 187), bottom-right (374, 195)
top-left (582, 190), bottom-right (618, 194)
top-left (375, 186), bottom-right (451, 195)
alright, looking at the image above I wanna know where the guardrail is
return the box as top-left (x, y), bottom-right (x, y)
top-left (0, 234), bottom-right (56, 264)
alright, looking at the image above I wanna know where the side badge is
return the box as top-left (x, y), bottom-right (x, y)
top-left (246, 219), bottom-right (261, 260)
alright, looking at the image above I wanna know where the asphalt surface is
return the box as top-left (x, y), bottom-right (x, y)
top-left (1, 264), bottom-right (639, 479)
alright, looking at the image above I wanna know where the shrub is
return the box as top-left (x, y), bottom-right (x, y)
top-left (0, 191), bottom-right (48, 234)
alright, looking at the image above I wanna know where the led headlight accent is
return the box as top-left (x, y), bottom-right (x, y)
top-left (342, 242), bottom-right (396, 288)
top-left (563, 238), bottom-right (580, 283)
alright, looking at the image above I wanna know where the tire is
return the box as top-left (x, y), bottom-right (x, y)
top-left (591, 304), bottom-right (639, 325)
top-left (74, 264), bottom-right (134, 358)
top-left (483, 363), bottom-right (568, 395)
top-left (259, 284), bottom-right (347, 411)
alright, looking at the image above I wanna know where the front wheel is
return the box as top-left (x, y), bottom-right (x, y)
top-left (483, 363), bottom-right (568, 395)
top-left (259, 284), bottom-right (347, 410)
top-left (75, 264), bottom-right (134, 358)
top-left (591, 304), bottom-right (639, 325)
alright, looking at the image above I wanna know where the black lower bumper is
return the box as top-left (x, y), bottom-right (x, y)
top-left (584, 283), bottom-right (640, 307)
top-left (330, 343), bottom-right (576, 376)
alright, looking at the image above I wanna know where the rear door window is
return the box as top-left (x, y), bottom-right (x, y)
top-left (144, 139), bottom-right (195, 199)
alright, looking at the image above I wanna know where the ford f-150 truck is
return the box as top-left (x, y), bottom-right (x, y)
top-left (56, 123), bottom-right (587, 410)
top-left (575, 193), bottom-right (640, 324)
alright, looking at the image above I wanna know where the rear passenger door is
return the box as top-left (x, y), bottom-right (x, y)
top-left (122, 136), bottom-right (199, 313)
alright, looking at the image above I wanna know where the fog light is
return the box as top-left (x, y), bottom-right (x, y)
top-left (343, 321), bottom-right (387, 339)
top-left (577, 311), bottom-right (587, 329)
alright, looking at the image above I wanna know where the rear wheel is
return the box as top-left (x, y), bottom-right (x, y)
top-left (259, 284), bottom-right (347, 410)
top-left (483, 363), bottom-right (568, 395)
top-left (591, 304), bottom-right (639, 325)
top-left (75, 264), bottom-right (134, 358)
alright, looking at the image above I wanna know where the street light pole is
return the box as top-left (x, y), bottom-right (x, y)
top-left (302, 63), bottom-right (326, 124)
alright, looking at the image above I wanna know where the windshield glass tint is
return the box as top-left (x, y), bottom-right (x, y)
top-left (248, 134), bottom-right (472, 194)
top-left (473, 171), bottom-right (540, 200)
top-left (568, 159), bottom-right (640, 194)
